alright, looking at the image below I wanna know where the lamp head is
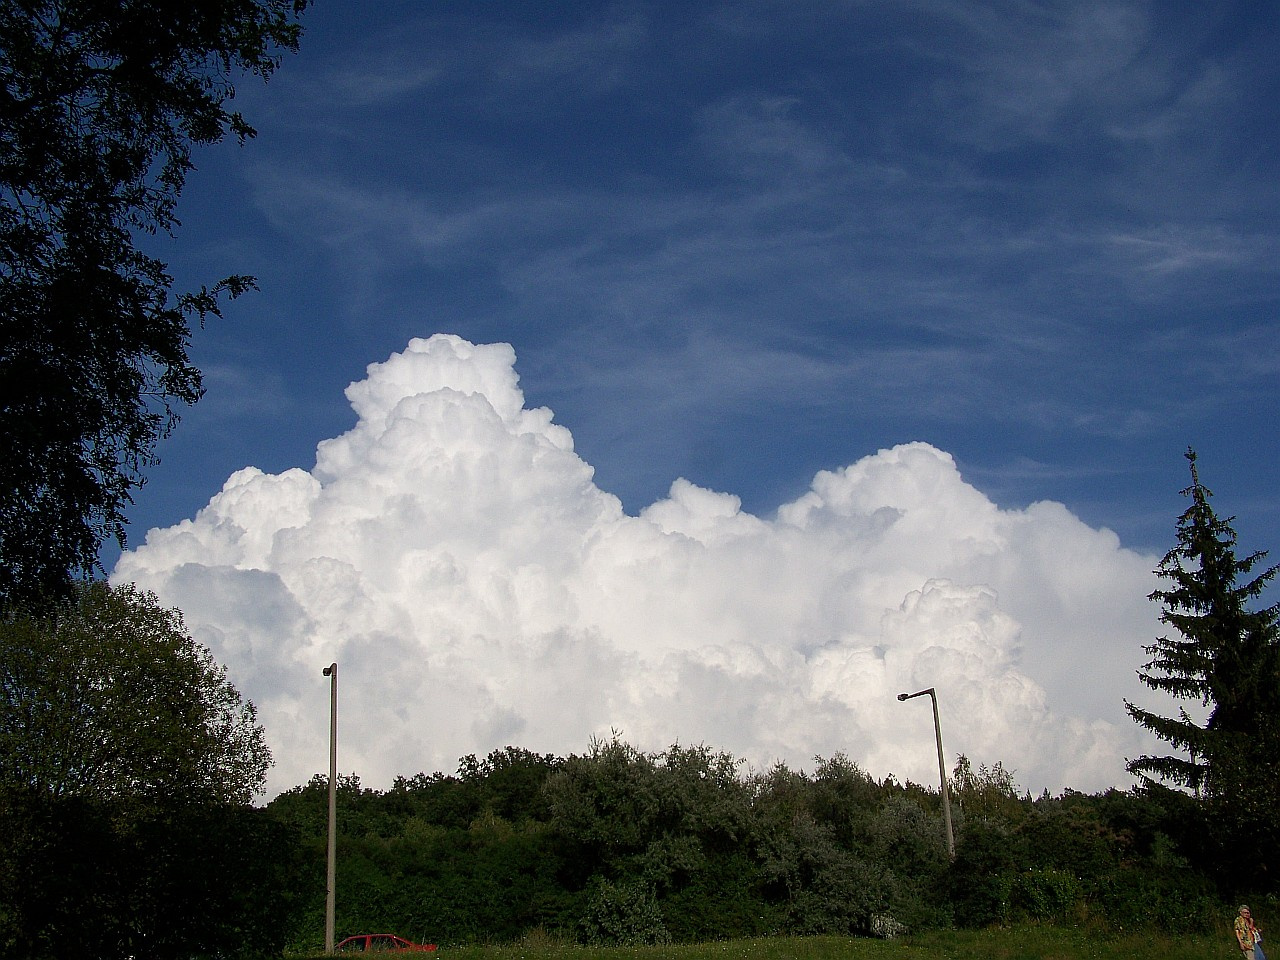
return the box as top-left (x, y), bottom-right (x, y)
top-left (323, 663), bottom-right (335, 677)
top-left (896, 693), bottom-right (909, 701)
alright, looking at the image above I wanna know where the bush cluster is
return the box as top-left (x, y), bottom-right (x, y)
top-left (266, 740), bottom-right (1244, 952)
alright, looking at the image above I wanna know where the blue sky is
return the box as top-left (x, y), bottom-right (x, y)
top-left (122, 0), bottom-right (1279, 568)
top-left (108, 1), bottom-right (1279, 791)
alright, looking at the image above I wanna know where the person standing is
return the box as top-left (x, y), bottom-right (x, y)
top-left (1237, 905), bottom-right (1265, 960)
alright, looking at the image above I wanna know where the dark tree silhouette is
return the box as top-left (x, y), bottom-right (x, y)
top-left (1126, 449), bottom-right (1280, 887)
top-left (0, 0), bottom-right (308, 608)
top-left (0, 581), bottom-right (291, 957)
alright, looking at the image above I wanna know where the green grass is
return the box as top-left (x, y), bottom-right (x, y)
top-left (295, 926), bottom-right (1233, 960)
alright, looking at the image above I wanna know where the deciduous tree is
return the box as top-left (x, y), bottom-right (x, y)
top-left (0, 0), bottom-right (308, 608)
top-left (0, 581), bottom-right (286, 957)
top-left (0, 579), bottom-right (270, 806)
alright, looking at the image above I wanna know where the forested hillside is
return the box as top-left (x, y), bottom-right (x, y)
top-left (267, 738), bottom-right (1230, 953)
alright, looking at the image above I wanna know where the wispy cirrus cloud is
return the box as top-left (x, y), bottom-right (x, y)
top-left (160, 0), bottom-right (1279, 573)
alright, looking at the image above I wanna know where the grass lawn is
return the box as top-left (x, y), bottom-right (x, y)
top-left (304, 926), bottom-right (1232, 960)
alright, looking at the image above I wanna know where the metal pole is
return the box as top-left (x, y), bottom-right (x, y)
top-left (323, 662), bottom-right (338, 953)
top-left (928, 690), bottom-right (956, 859)
top-left (897, 687), bottom-right (956, 859)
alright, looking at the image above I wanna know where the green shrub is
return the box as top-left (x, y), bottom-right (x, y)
top-left (1011, 868), bottom-right (1083, 922)
top-left (578, 877), bottom-right (670, 946)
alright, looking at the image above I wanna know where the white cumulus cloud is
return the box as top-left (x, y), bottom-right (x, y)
top-left (114, 334), bottom-right (1163, 798)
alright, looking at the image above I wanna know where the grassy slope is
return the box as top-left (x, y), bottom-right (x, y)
top-left (298, 926), bottom-right (1233, 960)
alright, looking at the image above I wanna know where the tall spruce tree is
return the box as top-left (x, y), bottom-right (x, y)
top-left (1125, 449), bottom-right (1280, 885)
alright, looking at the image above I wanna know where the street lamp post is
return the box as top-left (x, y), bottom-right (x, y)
top-left (896, 687), bottom-right (955, 859)
top-left (322, 662), bottom-right (338, 953)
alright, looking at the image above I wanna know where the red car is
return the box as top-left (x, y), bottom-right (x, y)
top-left (334, 934), bottom-right (438, 953)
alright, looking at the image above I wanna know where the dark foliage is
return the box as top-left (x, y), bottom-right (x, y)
top-left (0, 581), bottom-right (294, 958)
top-left (0, 787), bottom-right (304, 959)
top-left (947, 817), bottom-right (1021, 927)
top-left (0, 0), bottom-right (308, 608)
top-left (0, 580), bottom-right (271, 805)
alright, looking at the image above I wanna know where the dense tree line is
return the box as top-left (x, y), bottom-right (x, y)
top-left (265, 740), bottom-right (1234, 953)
